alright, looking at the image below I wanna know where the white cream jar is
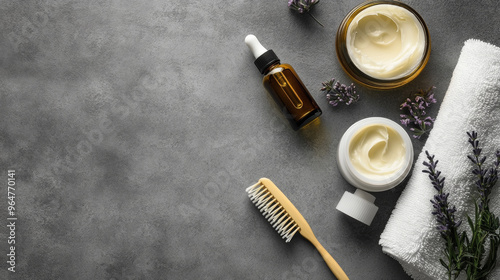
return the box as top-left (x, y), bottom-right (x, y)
top-left (336, 1), bottom-right (431, 89)
top-left (337, 117), bottom-right (413, 192)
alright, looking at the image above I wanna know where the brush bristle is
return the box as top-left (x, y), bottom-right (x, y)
top-left (246, 182), bottom-right (300, 242)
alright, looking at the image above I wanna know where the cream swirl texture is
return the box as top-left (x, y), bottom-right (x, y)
top-left (348, 124), bottom-right (406, 179)
top-left (346, 4), bottom-right (426, 80)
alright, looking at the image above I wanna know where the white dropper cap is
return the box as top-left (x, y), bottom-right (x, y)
top-left (245, 34), bottom-right (268, 59)
top-left (245, 34), bottom-right (280, 74)
top-left (336, 189), bottom-right (379, 226)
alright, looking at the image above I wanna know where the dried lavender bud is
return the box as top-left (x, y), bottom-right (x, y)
top-left (467, 131), bottom-right (500, 209)
top-left (400, 86), bottom-right (437, 139)
top-left (288, 0), bottom-right (323, 27)
top-left (423, 151), bottom-right (462, 237)
top-left (423, 150), bottom-right (465, 279)
top-left (321, 78), bottom-right (359, 107)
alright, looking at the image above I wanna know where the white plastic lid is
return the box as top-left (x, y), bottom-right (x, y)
top-left (336, 189), bottom-right (379, 226)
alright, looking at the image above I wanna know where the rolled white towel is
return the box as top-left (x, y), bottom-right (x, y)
top-left (379, 39), bottom-right (500, 279)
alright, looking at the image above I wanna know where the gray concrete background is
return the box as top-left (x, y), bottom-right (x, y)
top-left (1, 1), bottom-right (499, 279)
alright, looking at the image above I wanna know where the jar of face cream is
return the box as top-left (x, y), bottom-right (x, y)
top-left (336, 1), bottom-right (431, 89)
top-left (337, 117), bottom-right (413, 192)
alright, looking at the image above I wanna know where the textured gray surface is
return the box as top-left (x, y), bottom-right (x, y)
top-left (1, 1), bottom-right (500, 279)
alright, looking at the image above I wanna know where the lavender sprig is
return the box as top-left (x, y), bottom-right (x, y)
top-left (423, 151), bottom-right (462, 236)
top-left (288, 0), bottom-right (324, 27)
top-left (321, 78), bottom-right (359, 107)
top-left (464, 131), bottom-right (500, 279)
top-left (400, 86), bottom-right (437, 139)
top-left (424, 151), bottom-right (466, 280)
top-left (424, 131), bottom-right (500, 280)
top-left (467, 131), bottom-right (500, 210)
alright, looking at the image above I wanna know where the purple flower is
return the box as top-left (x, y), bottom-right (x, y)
top-left (288, 0), bottom-right (319, 12)
top-left (423, 151), bottom-right (462, 237)
top-left (321, 78), bottom-right (359, 108)
top-left (400, 86), bottom-right (437, 139)
top-left (288, 0), bottom-right (323, 27)
top-left (467, 131), bottom-right (500, 209)
top-left (400, 118), bottom-right (410, 126)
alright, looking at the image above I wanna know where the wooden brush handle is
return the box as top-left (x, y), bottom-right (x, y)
top-left (310, 238), bottom-right (349, 280)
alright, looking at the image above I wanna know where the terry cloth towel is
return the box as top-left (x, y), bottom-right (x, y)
top-left (379, 39), bottom-right (500, 280)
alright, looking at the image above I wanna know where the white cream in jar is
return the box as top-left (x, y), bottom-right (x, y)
top-left (345, 4), bottom-right (426, 80)
top-left (349, 124), bottom-right (406, 180)
top-left (337, 117), bottom-right (413, 192)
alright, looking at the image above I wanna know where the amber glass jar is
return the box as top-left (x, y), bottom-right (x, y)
top-left (336, 1), bottom-right (431, 89)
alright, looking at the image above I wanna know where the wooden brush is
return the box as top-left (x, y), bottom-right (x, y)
top-left (246, 178), bottom-right (349, 280)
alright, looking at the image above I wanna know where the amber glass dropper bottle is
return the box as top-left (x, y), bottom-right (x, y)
top-left (245, 34), bottom-right (322, 131)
